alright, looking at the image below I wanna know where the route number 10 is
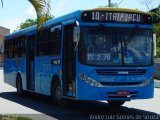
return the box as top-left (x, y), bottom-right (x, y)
top-left (92, 12), bottom-right (100, 20)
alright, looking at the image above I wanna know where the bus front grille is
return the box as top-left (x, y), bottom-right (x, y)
top-left (96, 69), bottom-right (146, 75)
top-left (100, 82), bottom-right (143, 86)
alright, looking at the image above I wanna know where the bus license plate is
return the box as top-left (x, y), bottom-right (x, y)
top-left (117, 90), bottom-right (130, 96)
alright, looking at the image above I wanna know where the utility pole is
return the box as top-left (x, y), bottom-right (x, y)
top-left (108, 0), bottom-right (111, 7)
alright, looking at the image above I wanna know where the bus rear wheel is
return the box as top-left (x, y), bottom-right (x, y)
top-left (16, 75), bottom-right (23, 96)
top-left (51, 81), bottom-right (66, 107)
top-left (107, 100), bottom-right (125, 107)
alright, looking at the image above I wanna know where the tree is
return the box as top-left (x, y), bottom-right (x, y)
top-left (16, 14), bottom-right (53, 31)
top-left (149, 5), bottom-right (160, 57)
top-left (150, 5), bottom-right (160, 24)
top-left (153, 24), bottom-right (160, 57)
top-left (1, 0), bottom-right (51, 28)
top-left (17, 19), bottom-right (36, 30)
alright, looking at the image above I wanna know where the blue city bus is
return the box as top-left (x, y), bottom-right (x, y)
top-left (4, 8), bottom-right (154, 106)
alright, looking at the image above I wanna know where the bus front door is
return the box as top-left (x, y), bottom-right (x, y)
top-left (26, 34), bottom-right (35, 91)
top-left (63, 23), bottom-right (76, 98)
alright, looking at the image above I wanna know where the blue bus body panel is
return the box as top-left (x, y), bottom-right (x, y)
top-left (4, 58), bottom-right (27, 89)
top-left (76, 79), bottom-right (154, 100)
top-left (34, 56), bottom-right (62, 95)
top-left (80, 22), bottom-right (152, 28)
top-left (76, 61), bottom-right (154, 100)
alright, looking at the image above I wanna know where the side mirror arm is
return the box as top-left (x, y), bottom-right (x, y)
top-left (73, 26), bottom-right (80, 50)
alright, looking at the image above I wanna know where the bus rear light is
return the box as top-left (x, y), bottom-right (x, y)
top-left (79, 74), bottom-right (101, 87)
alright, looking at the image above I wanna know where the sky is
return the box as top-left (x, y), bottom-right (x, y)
top-left (0, 0), bottom-right (159, 33)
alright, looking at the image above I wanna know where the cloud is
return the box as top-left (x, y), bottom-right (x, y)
top-left (25, 6), bottom-right (36, 15)
top-left (0, 18), bottom-right (25, 33)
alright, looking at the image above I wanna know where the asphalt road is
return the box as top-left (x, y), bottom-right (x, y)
top-left (0, 68), bottom-right (160, 120)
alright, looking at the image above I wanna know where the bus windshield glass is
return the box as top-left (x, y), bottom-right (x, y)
top-left (79, 27), bottom-right (152, 66)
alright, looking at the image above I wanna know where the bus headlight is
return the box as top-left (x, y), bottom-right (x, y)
top-left (142, 77), bottom-right (153, 86)
top-left (79, 74), bottom-right (102, 87)
top-left (92, 81), bottom-right (100, 87)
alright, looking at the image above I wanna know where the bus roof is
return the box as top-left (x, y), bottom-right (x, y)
top-left (5, 10), bottom-right (81, 40)
top-left (5, 8), bottom-right (150, 40)
top-left (87, 7), bottom-right (149, 15)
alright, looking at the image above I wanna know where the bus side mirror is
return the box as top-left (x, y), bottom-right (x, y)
top-left (73, 27), bottom-right (80, 43)
top-left (153, 34), bottom-right (157, 57)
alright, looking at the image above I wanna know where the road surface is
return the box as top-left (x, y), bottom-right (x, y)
top-left (0, 68), bottom-right (160, 120)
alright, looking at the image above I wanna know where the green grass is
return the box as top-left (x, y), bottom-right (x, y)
top-left (0, 115), bottom-right (32, 120)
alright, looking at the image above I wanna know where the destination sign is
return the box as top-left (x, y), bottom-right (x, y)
top-left (81, 11), bottom-right (152, 24)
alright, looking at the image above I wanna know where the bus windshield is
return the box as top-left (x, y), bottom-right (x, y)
top-left (79, 27), bottom-right (152, 66)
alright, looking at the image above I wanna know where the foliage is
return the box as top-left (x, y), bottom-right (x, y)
top-left (150, 5), bottom-right (160, 57)
top-left (18, 19), bottom-right (36, 30)
top-left (153, 24), bottom-right (160, 57)
top-left (15, 14), bottom-right (53, 31)
top-left (28, 0), bottom-right (51, 28)
top-left (153, 24), bottom-right (160, 39)
top-left (0, 115), bottom-right (32, 120)
top-left (149, 5), bottom-right (160, 23)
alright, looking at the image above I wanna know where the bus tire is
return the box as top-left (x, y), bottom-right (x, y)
top-left (16, 75), bottom-right (23, 96)
top-left (51, 80), bottom-right (66, 107)
top-left (107, 100), bottom-right (125, 107)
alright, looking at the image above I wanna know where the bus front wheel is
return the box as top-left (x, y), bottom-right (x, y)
top-left (16, 75), bottom-right (23, 96)
top-left (107, 100), bottom-right (125, 107)
top-left (51, 81), bottom-right (66, 107)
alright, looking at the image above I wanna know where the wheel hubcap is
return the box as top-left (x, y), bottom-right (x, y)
top-left (56, 86), bottom-right (62, 100)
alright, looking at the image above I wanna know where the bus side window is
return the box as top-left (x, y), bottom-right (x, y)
top-left (19, 36), bottom-right (26, 58)
top-left (36, 27), bottom-right (61, 56)
top-left (17, 38), bottom-right (21, 58)
top-left (36, 29), bottom-right (48, 56)
top-left (15, 39), bottom-right (18, 58)
top-left (48, 26), bottom-right (61, 55)
top-left (11, 36), bottom-right (26, 58)
top-left (9, 41), bottom-right (13, 58)
top-left (4, 40), bottom-right (9, 59)
top-left (21, 37), bottom-right (26, 57)
top-left (11, 39), bottom-right (16, 58)
top-left (8, 41), bottom-right (10, 58)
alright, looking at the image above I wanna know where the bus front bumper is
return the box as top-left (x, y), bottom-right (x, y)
top-left (76, 80), bottom-right (154, 101)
